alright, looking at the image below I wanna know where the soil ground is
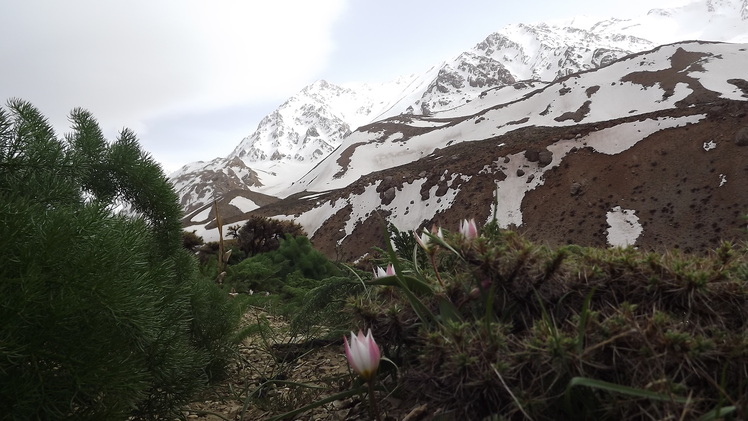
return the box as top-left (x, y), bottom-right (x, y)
top-left (183, 307), bottom-right (429, 421)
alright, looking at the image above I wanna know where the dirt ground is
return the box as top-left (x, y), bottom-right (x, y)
top-left (183, 307), bottom-right (432, 421)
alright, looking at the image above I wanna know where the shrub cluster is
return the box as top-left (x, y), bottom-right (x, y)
top-left (225, 234), bottom-right (364, 337)
top-left (231, 215), bottom-right (306, 257)
top-left (0, 100), bottom-right (241, 419)
top-left (350, 222), bottom-right (748, 419)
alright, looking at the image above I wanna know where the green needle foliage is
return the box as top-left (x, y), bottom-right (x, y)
top-left (0, 99), bottom-right (240, 420)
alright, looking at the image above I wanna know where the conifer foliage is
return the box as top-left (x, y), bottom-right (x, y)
top-left (0, 99), bottom-right (238, 419)
top-left (233, 215), bottom-right (306, 257)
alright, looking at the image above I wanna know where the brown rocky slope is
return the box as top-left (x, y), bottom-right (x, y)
top-left (191, 42), bottom-right (748, 261)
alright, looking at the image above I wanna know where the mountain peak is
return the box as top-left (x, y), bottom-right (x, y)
top-left (171, 2), bottom-right (748, 238)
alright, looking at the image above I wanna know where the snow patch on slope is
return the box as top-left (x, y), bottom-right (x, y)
top-left (488, 114), bottom-right (705, 228)
top-left (606, 206), bottom-right (643, 247)
top-left (228, 196), bottom-right (260, 212)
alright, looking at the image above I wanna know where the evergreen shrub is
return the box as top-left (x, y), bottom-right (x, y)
top-left (0, 99), bottom-right (241, 420)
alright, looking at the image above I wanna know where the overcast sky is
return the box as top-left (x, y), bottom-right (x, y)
top-left (0, 0), bottom-right (693, 172)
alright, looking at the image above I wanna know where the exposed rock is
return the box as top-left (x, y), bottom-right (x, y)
top-left (735, 127), bottom-right (748, 146)
top-left (727, 78), bottom-right (748, 97)
top-left (377, 175), bottom-right (395, 192)
top-left (570, 182), bottom-right (582, 196)
top-left (538, 150), bottom-right (554, 167)
top-left (435, 182), bottom-right (449, 197)
top-left (381, 187), bottom-right (396, 205)
top-left (524, 149), bottom-right (540, 162)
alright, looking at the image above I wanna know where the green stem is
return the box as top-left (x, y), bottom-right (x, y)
top-left (265, 385), bottom-right (368, 421)
top-left (430, 253), bottom-right (444, 288)
top-left (368, 378), bottom-right (383, 421)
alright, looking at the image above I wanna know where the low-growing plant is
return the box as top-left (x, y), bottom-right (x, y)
top-left (224, 234), bottom-right (362, 338)
top-left (343, 219), bottom-right (748, 419)
top-left (234, 215), bottom-right (306, 257)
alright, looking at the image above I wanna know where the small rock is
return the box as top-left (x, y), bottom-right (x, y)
top-left (381, 187), bottom-right (396, 205)
top-left (524, 149), bottom-right (540, 162)
top-left (435, 182), bottom-right (449, 197)
top-left (402, 403), bottom-right (430, 421)
top-left (570, 182), bottom-right (582, 196)
top-left (735, 127), bottom-right (748, 146)
top-left (538, 150), bottom-right (553, 167)
top-left (516, 169), bottom-right (525, 177)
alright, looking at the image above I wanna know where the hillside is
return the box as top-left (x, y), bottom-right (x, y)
top-left (172, 1), bottom-right (748, 258)
top-left (195, 41), bottom-right (748, 261)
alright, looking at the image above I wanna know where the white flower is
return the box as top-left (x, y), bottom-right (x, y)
top-left (344, 329), bottom-right (381, 380)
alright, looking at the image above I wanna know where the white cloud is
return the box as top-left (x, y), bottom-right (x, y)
top-left (0, 0), bottom-right (347, 139)
top-left (181, 1), bottom-right (348, 106)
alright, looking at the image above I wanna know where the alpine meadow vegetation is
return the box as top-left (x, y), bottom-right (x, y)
top-left (0, 99), bottom-right (243, 420)
top-left (235, 219), bottom-right (748, 420)
top-left (343, 220), bottom-right (748, 419)
top-left (4, 98), bottom-right (747, 420)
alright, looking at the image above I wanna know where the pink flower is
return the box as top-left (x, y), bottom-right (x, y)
top-left (344, 329), bottom-right (381, 380)
top-left (373, 264), bottom-right (395, 279)
top-left (414, 229), bottom-right (432, 251)
top-left (414, 225), bottom-right (443, 252)
top-left (460, 219), bottom-right (479, 239)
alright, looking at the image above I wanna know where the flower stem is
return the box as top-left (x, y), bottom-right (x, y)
top-left (430, 253), bottom-right (445, 288)
top-left (367, 378), bottom-right (383, 421)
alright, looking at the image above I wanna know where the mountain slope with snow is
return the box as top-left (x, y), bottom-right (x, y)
top-left (232, 41), bottom-right (748, 259)
top-left (172, 0), bottom-right (748, 249)
top-left (286, 42), bottom-right (747, 195)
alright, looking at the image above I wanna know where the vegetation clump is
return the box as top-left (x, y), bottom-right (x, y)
top-left (0, 100), bottom-right (242, 420)
top-left (3, 100), bottom-right (746, 421)
top-left (230, 215), bottom-right (306, 257)
top-left (225, 234), bottom-right (363, 337)
top-left (346, 221), bottom-right (748, 420)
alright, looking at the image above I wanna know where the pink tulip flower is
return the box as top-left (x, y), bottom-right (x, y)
top-left (373, 264), bottom-right (395, 279)
top-left (344, 329), bottom-right (381, 381)
top-left (460, 218), bottom-right (479, 239)
top-left (415, 225), bottom-right (443, 252)
top-left (414, 229), bottom-right (432, 251)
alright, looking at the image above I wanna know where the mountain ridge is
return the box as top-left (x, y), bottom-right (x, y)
top-left (171, 1), bottom-right (748, 255)
top-left (212, 41), bottom-right (748, 260)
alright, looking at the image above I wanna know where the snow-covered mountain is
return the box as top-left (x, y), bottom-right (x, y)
top-left (215, 41), bottom-right (748, 259)
top-left (171, 0), bottom-right (748, 250)
top-left (227, 78), bottom-right (423, 163)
